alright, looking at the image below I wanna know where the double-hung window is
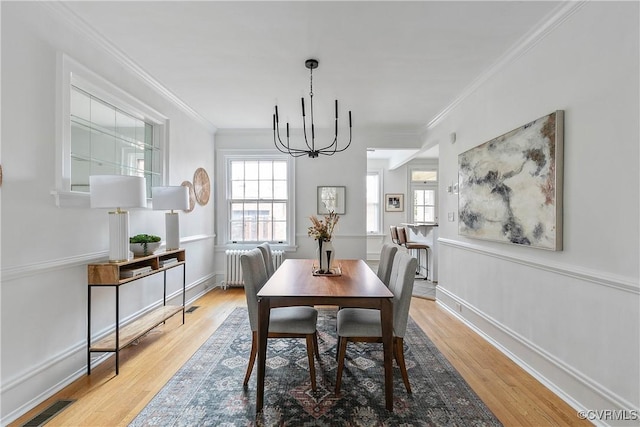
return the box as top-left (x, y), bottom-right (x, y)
top-left (226, 155), bottom-right (293, 244)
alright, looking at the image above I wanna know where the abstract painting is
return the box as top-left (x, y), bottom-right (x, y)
top-left (458, 111), bottom-right (563, 250)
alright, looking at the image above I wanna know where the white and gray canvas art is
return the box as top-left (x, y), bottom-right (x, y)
top-left (458, 111), bottom-right (563, 250)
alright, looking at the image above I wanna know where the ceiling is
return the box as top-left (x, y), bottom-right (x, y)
top-left (63, 1), bottom-right (560, 158)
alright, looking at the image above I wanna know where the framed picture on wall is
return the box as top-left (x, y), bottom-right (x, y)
top-left (317, 186), bottom-right (346, 214)
top-left (385, 193), bottom-right (404, 212)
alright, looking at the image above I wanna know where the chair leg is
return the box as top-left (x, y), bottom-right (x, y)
top-left (335, 336), bottom-right (342, 361)
top-left (394, 337), bottom-right (412, 393)
top-left (306, 335), bottom-right (317, 391)
top-left (423, 248), bottom-right (429, 281)
top-left (313, 331), bottom-right (321, 360)
top-left (243, 331), bottom-right (258, 387)
top-left (335, 336), bottom-right (348, 394)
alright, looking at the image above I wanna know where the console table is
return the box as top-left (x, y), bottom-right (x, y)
top-left (87, 249), bottom-right (186, 375)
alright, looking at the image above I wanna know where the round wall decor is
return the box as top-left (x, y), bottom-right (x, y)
top-left (193, 167), bottom-right (210, 206)
top-left (181, 180), bottom-right (196, 213)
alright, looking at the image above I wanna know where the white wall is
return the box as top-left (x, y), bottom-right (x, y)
top-left (0, 3), bottom-right (216, 423)
top-left (213, 129), bottom-right (423, 276)
top-left (432, 2), bottom-right (639, 423)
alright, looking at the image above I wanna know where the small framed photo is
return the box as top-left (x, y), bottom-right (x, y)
top-left (318, 186), bottom-right (346, 214)
top-left (385, 193), bottom-right (404, 212)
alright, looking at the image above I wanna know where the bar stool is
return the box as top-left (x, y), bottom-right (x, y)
top-left (390, 225), bottom-right (401, 246)
top-left (397, 226), bottom-right (429, 281)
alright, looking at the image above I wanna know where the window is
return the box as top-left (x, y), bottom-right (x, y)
top-left (410, 168), bottom-right (438, 223)
top-left (228, 157), bottom-right (292, 244)
top-left (366, 171), bottom-right (381, 233)
top-left (54, 54), bottom-right (166, 206)
top-left (70, 86), bottom-right (160, 195)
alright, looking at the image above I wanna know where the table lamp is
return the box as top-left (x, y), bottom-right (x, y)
top-left (152, 186), bottom-right (189, 250)
top-left (90, 175), bottom-right (147, 262)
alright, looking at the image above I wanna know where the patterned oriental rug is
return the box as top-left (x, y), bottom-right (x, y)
top-left (130, 308), bottom-right (502, 426)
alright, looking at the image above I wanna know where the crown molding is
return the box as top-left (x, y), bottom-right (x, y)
top-left (42, 2), bottom-right (217, 134)
top-left (423, 1), bottom-right (587, 132)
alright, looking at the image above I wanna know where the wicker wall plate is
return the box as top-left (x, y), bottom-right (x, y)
top-left (193, 167), bottom-right (210, 206)
top-left (181, 181), bottom-right (196, 213)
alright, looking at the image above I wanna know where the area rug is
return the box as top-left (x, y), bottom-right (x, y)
top-left (130, 308), bottom-right (502, 426)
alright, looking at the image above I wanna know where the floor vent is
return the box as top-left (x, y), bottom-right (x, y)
top-left (22, 400), bottom-right (75, 427)
top-left (186, 306), bottom-right (199, 313)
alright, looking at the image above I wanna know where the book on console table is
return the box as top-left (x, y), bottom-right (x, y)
top-left (160, 258), bottom-right (179, 267)
top-left (120, 266), bottom-right (152, 279)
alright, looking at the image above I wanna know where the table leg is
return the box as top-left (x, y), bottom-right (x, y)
top-left (380, 298), bottom-right (394, 411)
top-left (256, 297), bottom-right (270, 412)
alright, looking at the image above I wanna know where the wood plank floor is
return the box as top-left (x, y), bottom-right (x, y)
top-left (10, 287), bottom-right (590, 426)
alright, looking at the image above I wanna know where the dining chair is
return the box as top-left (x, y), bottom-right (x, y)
top-left (377, 243), bottom-right (398, 287)
top-left (257, 242), bottom-right (275, 278)
top-left (397, 226), bottom-right (430, 281)
top-left (240, 248), bottom-right (320, 390)
top-left (334, 251), bottom-right (418, 394)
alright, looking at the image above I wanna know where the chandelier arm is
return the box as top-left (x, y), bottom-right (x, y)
top-left (274, 117), bottom-right (311, 156)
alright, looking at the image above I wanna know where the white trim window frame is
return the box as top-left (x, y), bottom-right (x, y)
top-left (366, 169), bottom-right (383, 234)
top-left (220, 151), bottom-right (296, 249)
top-left (408, 166), bottom-right (439, 224)
top-left (53, 54), bottom-right (169, 207)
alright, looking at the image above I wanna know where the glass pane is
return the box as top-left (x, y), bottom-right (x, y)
top-left (273, 222), bottom-right (287, 241)
top-left (411, 170), bottom-right (437, 182)
top-left (258, 202), bottom-right (272, 220)
top-left (245, 161), bottom-right (259, 180)
top-left (245, 221), bottom-right (257, 241)
top-left (425, 207), bottom-right (435, 222)
top-left (231, 181), bottom-right (244, 199)
top-left (116, 110), bottom-right (136, 143)
top-left (258, 220), bottom-right (272, 241)
top-left (273, 161), bottom-right (287, 180)
top-left (366, 174), bottom-right (379, 202)
top-left (231, 161), bottom-right (244, 180)
top-left (71, 122), bottom-right (91, 158)
top-left (259, 161), bottom-right (273, 180)
top-left (230, 221), bottom-right (244, 241)
top-left (424, 190), bottom-right (435, 205)
top-left (231, 203), bottom-right (245, 220)
top-left (91, 128), bottom-right (116, 164)
top-left (244, 203), bottom-right (258, 221)
top-left (91, 97), bottom-right (115, 134)
top-left (245, 180), bottom-right (259, 198)
top-left (415, 206), bottom-right (425, 222)
top-left (414, 190), bottom-right (424, 205)
top-left (273, 203), bottom-right (286, 221)
top-left (71, 87), bottom-right (91, 122)
top-left (259, 179), bottom-right (273, 199)
top-left (367, 204), bottom-right (379, 233)
top-left (273, 180), bottom-right (287, 199)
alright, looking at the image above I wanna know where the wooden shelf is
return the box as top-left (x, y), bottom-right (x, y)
top-left (87, 249), bottom-right (186, 375)
top-left (90, 305), bottom-right (183, 351)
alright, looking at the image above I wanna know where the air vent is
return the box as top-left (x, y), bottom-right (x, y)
top-left (185, 306), bottom-right (199, 313)
top-left (22, 400), bottom-right (75, 427)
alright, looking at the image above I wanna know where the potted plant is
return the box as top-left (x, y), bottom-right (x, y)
top-left (129, 234), bottom-right (162, 257)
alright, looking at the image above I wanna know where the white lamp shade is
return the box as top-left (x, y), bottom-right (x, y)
top-left (152, 186), bottom-right (190, 211)
top-left (90, 175), bottom-right (147, 209)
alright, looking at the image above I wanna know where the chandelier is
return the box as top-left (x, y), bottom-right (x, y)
top-left (273, 59), bottom-right (352, 158)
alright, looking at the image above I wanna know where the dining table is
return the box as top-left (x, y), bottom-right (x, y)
top-left (255, 258), bottom-right (395, 412)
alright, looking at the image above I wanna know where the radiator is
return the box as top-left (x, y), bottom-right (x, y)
top-left (223, 249), bottom-right (284, 288)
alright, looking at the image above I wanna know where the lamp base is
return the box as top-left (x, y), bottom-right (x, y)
top-left (165, 212), bottom-right (181, 250)
top-left (108, 210), bottom-right (130, 262)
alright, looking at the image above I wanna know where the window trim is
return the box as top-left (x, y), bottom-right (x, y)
top-left (408, 165), bottom-right (439, 224)
top-left (52, 53), bottom-right (169, 207)
top-left (218, 150), bottom-right (296, 250)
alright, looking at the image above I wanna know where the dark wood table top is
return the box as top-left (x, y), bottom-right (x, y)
top-left (257, 259), bottom-right (393, 299)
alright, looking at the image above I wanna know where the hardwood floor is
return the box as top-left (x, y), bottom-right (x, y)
top-left (10, 287), bottom-right (589, 426)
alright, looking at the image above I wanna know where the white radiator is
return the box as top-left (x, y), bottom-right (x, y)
top-left (223, 249), bottom-right (284, 288)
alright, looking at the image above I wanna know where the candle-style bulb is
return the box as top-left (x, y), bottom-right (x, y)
top-left (275, 105), bottom-right (279, 123)
top-left (335, 100), bottom-right (338, 119)
top-left (349, 111), bottom-right (352, 127)
top-left (301, 98), bottom-right (305, 116)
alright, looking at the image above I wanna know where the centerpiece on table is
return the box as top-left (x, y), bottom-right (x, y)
top-left (308, 211), bottom-right (339, 274)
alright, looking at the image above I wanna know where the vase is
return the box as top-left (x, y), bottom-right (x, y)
top-left (323, 240), bottom-right (335, 273)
